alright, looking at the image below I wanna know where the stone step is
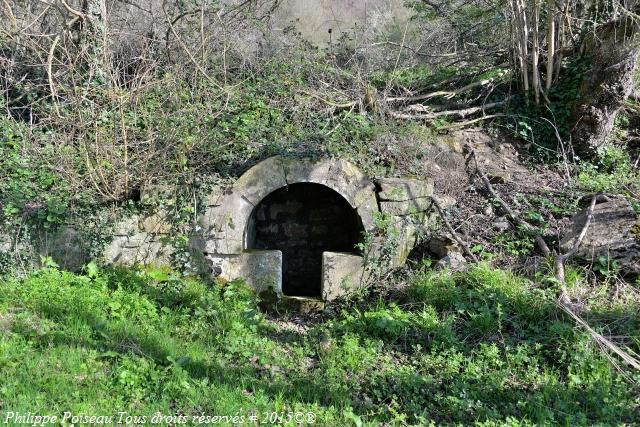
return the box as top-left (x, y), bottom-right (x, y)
top-left (280, 296), bottom-right (325, 313)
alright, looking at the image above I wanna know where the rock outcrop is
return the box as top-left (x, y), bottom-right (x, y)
top-left (560, 197), bottom-right (639, 276)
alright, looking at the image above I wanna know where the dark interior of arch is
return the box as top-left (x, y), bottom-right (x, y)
top-left (246, 183), bottom-right (364, 298)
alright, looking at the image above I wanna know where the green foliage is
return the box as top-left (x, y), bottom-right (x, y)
top-left (492, 230), bottom-right (535, 257)
top-left (1, 264), bottom-right (638, 425)
top-left (0, 118), bottom-right (71, 229)
top-left (357, 212), bottom-right (403, 284)
top-left (370, 65), bottom-right (458, 91)
top-left (592, 255), bottom-right (622, 278)
top-left (2, 57), bottom-right (388, 209)
top-left (526, 193), bottom-right (578, 218)
top-left (577, 145), bottom-right (639, 193)
top-left (505, 56), bottom-right (591, 159)
top-left (0, 55), bottom-right (399, 274)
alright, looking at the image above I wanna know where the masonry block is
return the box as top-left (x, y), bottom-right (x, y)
top-left (321, 252), bottom-right (366, 301)
top-left (209, 250), bottom-right (283, 295)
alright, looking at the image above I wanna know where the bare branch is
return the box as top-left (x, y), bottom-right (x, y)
top-left (471, 150), bottom-right (552, 257)
top-left (390, 96), bottom-right (514, 121)
top-left (554, 194), bottom-right (597, 288)
top-left (386, 71), bottom-right (507, 104)
top-left (431, 196), bottom-right (479, 263)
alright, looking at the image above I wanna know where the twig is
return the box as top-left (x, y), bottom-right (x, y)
top-left (162, 7), bottom-right (224, 91)
top-left (60, 0), bottom-right (86, 19)
top-left (47, 34), bottom-right (62, 117)
top-left (555, 194), bottom-right (597, 294)
top-left (431, 197), bottom-right (479, 262)
top-left (47, 14), bottom-right (81, 118)
top-left (540, 115), bottom-right (572, 185)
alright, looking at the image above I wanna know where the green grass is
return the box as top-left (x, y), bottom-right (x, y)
top-left (0, 265), bottom-right (638, 426)
top-left (577, 145), bottom-right (640, 194)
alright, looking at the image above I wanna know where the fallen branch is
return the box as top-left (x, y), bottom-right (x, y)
top-left (556, 302), bottom-right (640, 371)
top-left (471, 151), bottom-right (551, 256)
top-left (554, 194), bottom-right (640, 370)
top-left (298, 90), bottom-right (358, 109)
top-left (431, 197), bottom-right (479, 263)
top-left (554, 194), bottom-right (597, 299)
top-left (553, 195), bottom-right (640, 372)
top-left (437, 114), bottom-right (507, 130)
top-left (474, 157), bottom-right (639, 371)
top-left (387, 72), bottom-right (507, 104)
top-left (391, 97), bottom-right (513, 121)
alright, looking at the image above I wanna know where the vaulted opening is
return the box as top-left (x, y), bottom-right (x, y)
top-left (246, 183), bottom-right (364, 298)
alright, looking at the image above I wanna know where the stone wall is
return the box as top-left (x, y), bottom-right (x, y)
top-left (0, 156), bottom-right (436, 302)
top-left (196, 156), bottom-right (435, 300)
top-left (102, 211), bottom-right (175, 266)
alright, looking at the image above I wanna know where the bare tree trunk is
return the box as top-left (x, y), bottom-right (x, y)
top-left (513, 0), bottom-right (530, 94)
top-left (532, 0), bottom-right (541, 104)
top-left (545, 0), bottom-right (555, 91)
top-left (509, 0), bottom-right (524, 91)
top-left (571, 9), bottom-right (640, 154)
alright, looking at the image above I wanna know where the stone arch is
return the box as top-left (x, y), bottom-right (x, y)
top-left (246, 182), bottom-right (366, 297)
top-left (196, 155), bottom-right (434, 301)
top-left (202, 156), bottom-right (379, 255)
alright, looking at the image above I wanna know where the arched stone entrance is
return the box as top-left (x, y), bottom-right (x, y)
top-left (196, 155), bottom-right (434, 303)
top-left (246, 182), bottom-right (365, 297)
top-left (199, 156), bottom-right (379, 300)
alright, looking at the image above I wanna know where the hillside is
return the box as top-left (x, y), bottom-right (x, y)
top-left (1, 1), bottom-right (639, 425)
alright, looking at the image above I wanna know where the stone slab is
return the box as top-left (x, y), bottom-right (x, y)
top-left (112, 215), bottom-right (142, 236)
top-left (139, 212), bottom-right (172, 234)
top-left (281, 296), bottom-right (325, 313)
top-left (321, 252), bottom-right (366, 301)
top-left (208, 250), bottom-right (283, 295)
top-left (203, 186), bottom-right (227, 207)
top-left (560, 198), bottom-right (639, 275)
top-left (48, 226), bottom-right (88, 271)
top-left (200, 193), bottom-right (254, 254)
top-left (201, 237), bottom-right (243, 255)
top-left (103, 237), bottom-right (174, 266)
top-left (234, 157), bottom-right (288, 205)
top-left (379, 198), bottom-right (433, 216)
